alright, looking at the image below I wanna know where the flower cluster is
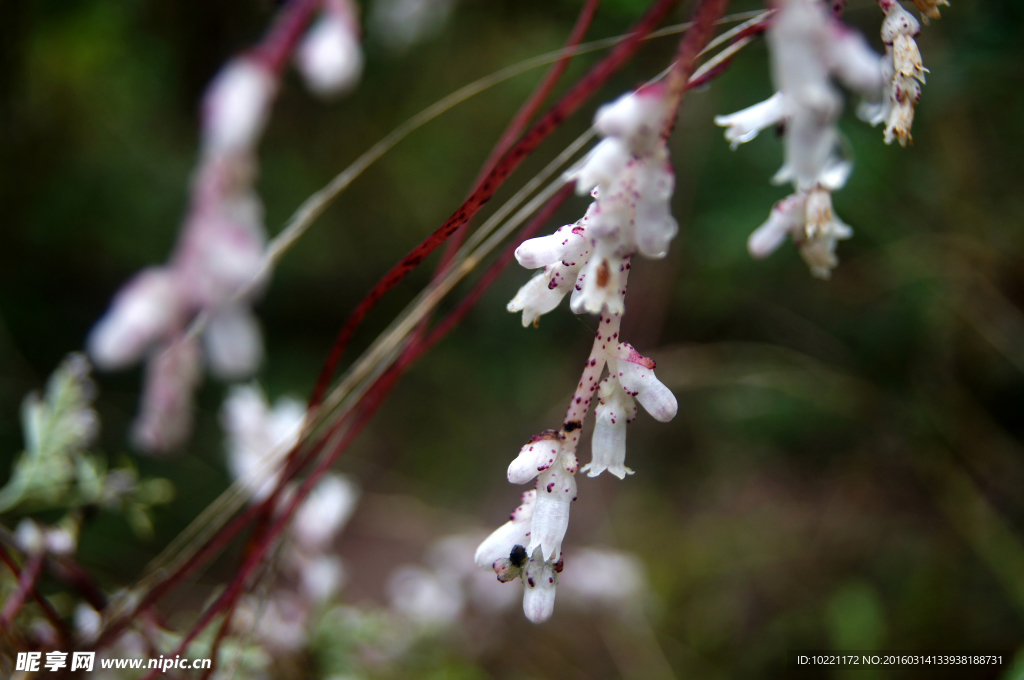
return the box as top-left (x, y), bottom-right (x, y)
top-left (481, 86), bottom-right (679, 623)
top-left (859, 0), bottom-right (938, 147)
top-left (715, 0), bottom-right (885, 278)
top-left (87, 2), bottom-right (363, 453)
top-left (508, 85), bottom-right (677, 324)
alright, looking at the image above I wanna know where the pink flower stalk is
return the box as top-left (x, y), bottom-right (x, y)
top-left (88, 3), bottom-right (365, 452)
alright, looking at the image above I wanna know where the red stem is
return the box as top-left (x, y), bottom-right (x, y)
top-left (1, 550), bottom-right (44, 632)
top-left (0, 544), bottom-right (70, 644)
top-left (662, 0), bottom-right (733, 138)
top-left (307, 0), bottom-right (684, 413)
top-left (437, 0), bottom-right (603, 270)
top-left (251, 0), bottom-right (324, 74)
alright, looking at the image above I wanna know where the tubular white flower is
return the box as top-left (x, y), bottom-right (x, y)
top-left (593, 86), bottom-right (668, 156)
top-left (507, 431), bottom-right (564, 484)
top-left (475, 490), bottom-right (536, 569)
top-left (714, 92), bottom-right (787, 150)
top-left (583, 378), bottom-right (637, 479)
top-left (528, 449), bottom-right (578, 562)
top-left (87, 268), bottom-right (185, 371)
top-left (514, 223), bottom-right (587, 270)
top-left (293, 473), bottom-right (359, 551)
top-left (748, 192), bottom-right (808, 259)
top-left (574, 249), bottom-right (628, 316)
top-left (798, 186), bottom-right (852, 279)
top-left (877, 0), bottom-right (928, 147)
top-left (570, 138), bottom-right (631, 197)
top-left (201, 58), bottom-right (277, 155)
top-left (612, 343), bottom-right (677, 423)
top-left (222, 384), bottom-right (305, 502)
top-left (296, 11), bottom-right (363, 97)
top-left (522, 551), bottom-right (559, 623)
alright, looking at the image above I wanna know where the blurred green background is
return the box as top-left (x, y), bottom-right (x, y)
top-left (2, 0), bottom-right (1024, 677)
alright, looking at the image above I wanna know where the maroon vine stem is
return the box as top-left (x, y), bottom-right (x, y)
top-left (662, 0), bottom-right (732, 138)
top-left (1, 550), bottom-right (44, 633)
top-left (436, 0), bottom-right (602, 271)
top-left (251, 0), bottom-right (324, 74)
top-left (0, 544), bottom-right (69, 644)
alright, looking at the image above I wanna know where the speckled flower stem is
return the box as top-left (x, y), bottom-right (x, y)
top-left (561, 259), bottom-right (631, 452)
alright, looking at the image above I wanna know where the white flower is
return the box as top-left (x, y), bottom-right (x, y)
top-left (593, 86), bottom-right (668, 157)
top-left (201, 59), bottom-right (277, 155)
top-left (798, 186), bottom-right (852, 279)
top-left (560, 547), bottom-right (646, 609)
top-left (748, 192), bottom-right (808, 259)
top-left (369, 0), bottom-right (458, 53)
top-left (474, 490), bottom-right (536, 569)
top-left (876, 0), bottom-right (928, 147)
top-left (522, 551), bottom-right (560, 623)
top-left (221, 384), bottom-right (306, 502)
top-left (387, 564), bottom-right (464, 628)
top-left (295, 553), bottom-right (346, 602)
top-left (293, 474), bottom-right (359, 551)
top-left (583, 378), bottom-right (637, 479)
top-left (612, 343), bottom-right (677, 423)
top-left (87, 268), bottom-right (185, 371)
top-left (504, 431), bottom-right (577, 562)
top-left (747, 187), bottom-right (852, 278)
top-left (714, 92), bottom-right (787, 149)
top-left (297, 13), bottom-right (363, 97)
top-left (529, 448), bottom-right (578, 562)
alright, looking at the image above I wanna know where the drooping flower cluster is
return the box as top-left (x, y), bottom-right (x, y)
top-left (87, 2), bottom-right (363, 453)
top-left (859, 0), bottom-right (937, 147)
top-left (508, 85), bottom-right (677, 324)
top-left (480, 86), bottom-right (679, 623)
top-left (715, 0), bottom-right (885, 278)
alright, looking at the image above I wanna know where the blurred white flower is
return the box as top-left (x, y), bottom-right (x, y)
top-left (222, 383), bottom-right (306, 502)
top-left (293, 473), bottom-right (359, 551)
top-left (369, 0), bottom-right (457, 52)
top-left (201, 59), bottom-right (277, 155)
top-left (297, 1), bottom-right (363, 97)
top-left (387, 564), bottom-right (464, 628)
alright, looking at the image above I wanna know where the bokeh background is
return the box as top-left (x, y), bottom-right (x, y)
top-left (2, 0), bottom-right (1024, 677)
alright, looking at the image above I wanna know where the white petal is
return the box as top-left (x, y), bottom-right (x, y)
top-left (522, 555), bottom-right (559, 623)
top-left (585, 380), bottom-right (636, 479)
top-left (88, 268), bottom-right (184, 371)
top-left (204, 305), bottom-right (263, 379)
top-left (201, 59), bottom-right (277, 154)
top-left (296, 15), bottom-right (363, 97)
top-left (475, 491), bottom-right (536, 568)
top-left (569, 138), bottom-right (630, 195)
top-left (514, 225), bottom-right (585, 269)
top-left (528, 462), bottom-right (576, 562)
top-left (634, 196), bottom-right (678, 259)
top-left (593, 86), bottom-right (667, 156)
top-left (826, 23), bottom-right (885, 101)
top-left (748, 193), bottom-right (807, 259)
top-left (508, 433), bottom-right (564, 484)
top-left (293, 474), bottom-right (359, 550)
top-left (613, 343), bottom-right (677, 422)
top-left (713, 92), bottom-right (787, 149)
